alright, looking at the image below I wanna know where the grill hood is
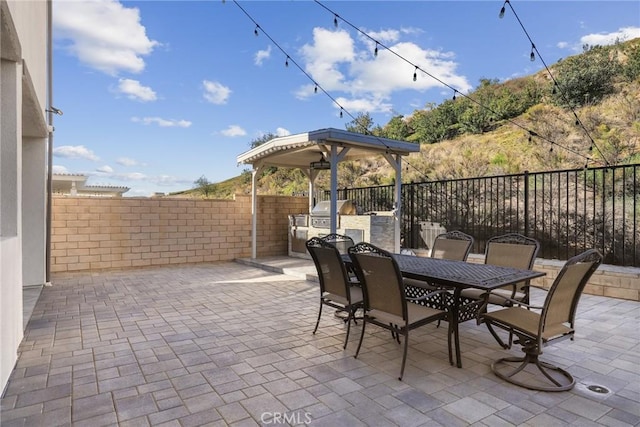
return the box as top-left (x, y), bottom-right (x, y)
top-left (310, 200), bottom-right (356, 216)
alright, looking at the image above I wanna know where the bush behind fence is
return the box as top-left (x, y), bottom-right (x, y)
top-left (322, 164), bottom-right (639, 267)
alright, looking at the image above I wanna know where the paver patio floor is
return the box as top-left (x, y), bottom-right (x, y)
top-left (1, 258), bottom-right (639, 426)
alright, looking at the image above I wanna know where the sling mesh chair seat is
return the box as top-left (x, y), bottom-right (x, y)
top-left (478, 249), bottom-right (603, 391)
top-left (348, 242), bottom-right (453, 380)
top-left (306, 237), bottom-right (363, 349)
top-left (460, 233), bottom-right (540, 348)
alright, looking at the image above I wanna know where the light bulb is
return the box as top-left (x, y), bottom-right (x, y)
top-left (530, 44), bottom-right (536, 61)
top-left (499, 6), bottom-right (505, 18)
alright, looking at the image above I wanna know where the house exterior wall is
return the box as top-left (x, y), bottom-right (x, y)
top-left (1, 0), bottom-right (49, 393)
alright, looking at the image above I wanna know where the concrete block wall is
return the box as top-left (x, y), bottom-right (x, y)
top-left (467, 254), bottom-right (639, 302)
top-left (51, 195), bottom-right (308, 272)
top-left (50, 195), bottom-right (639, 301)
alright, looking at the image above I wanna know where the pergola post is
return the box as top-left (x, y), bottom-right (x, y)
top-left (383, 152), bottom-right (403, 253)
top-left (251, 165), bottom-right (264, 259)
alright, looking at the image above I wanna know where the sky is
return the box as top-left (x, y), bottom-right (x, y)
top-left (51, 1), bottom-right (640, 197)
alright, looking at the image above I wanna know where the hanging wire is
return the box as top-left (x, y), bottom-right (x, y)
top-left (229, 1), bottom-right (435, 180)
top-left (230, 1), bottom-right (351, 124)
top-left (313, 0), bottom-right (597, 165)
top-left (229, 0), bottom-right (600, 179)
top-left (500, 0), bottom-right (608, 166)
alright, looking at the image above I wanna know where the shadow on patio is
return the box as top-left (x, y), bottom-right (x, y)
top-left (1, 258), bottom-right (639, 426)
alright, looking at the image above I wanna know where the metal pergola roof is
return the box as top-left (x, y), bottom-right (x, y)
top-left (237, 128), bottom-right (420, 168)
top-left (236, 128), bottom-right (420, 258)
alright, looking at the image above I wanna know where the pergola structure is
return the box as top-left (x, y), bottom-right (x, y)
top-left (236, 128), bottom-right (420, 258)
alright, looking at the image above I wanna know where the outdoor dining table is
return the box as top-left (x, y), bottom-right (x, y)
top-left (396, 254), bottom-right (546, 367)
top-left (344, 253), bottom-right (546, 368)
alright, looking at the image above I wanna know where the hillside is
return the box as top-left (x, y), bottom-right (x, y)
top-left (175, 39), bottom-right (640, 199)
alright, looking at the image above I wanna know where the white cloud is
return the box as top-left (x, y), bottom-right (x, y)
top-left (117, 78), bottom-right (157, 101)
top-left (275, 127), bottom-right (291, 137)
top-left (96, 165), bottom-right (114, 173)
top-left (580, 27), bottom-right (640, 48)
top-left (361, 29), bottom-right (400, 45)
top-left (53, 145), bottom-right (100, 161)
top-left (221, 125), bottom-right (247, 137)
top-left (300, 28), bottom-right (355, 92)
top-left (255, 45), bottom-right (272, 66)
top-left (203, 80), bottom-right (231, 104)
top-left (52, 165), bottom-right (69, 174)
top-left (297, 26), bottom-right (471, 107)
top-left (116, 157), bottom-right (140, 167)
top-left (334, 96), bottom-right (394, 115)
top-left (131, 117), bottom-right (192, 128)
top-left (560, 26), bottom-right (640, 52)
top-left (53, 0), bottom-right (158, 75)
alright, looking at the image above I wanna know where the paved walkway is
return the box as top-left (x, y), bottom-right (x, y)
top-left (1, 258), bottom-right (639, 426)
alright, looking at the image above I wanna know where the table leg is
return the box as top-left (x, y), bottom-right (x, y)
top-left (452, 288), bottom-right (462, 368)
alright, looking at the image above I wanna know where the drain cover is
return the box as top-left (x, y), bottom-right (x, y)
top-left (587, 385), bottom-right (610, 394)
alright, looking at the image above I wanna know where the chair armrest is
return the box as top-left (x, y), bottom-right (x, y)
top-left (476, 294), bottom-right (543, 324)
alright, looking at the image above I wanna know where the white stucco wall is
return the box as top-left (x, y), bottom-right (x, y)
top-left (7, 0), bottom-right (48, 110)
top-left (1, 0), bottom-right (48, 394)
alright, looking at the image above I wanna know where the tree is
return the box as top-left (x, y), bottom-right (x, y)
top-left (194, 175), bottom-right (211, 198)
top-left (250, 132), bottom-right (278, 149)
top-left (622, 42), bottom-right (640, 82)
top-left (551, 45), bottom-right (620, 108)
top-left (345, 112), bottom-right (376, 134)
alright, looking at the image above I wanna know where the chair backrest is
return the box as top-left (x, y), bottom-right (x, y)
top-left (348, 242), bottom-right (406, 321)
top-left (306, 237), bottom-right (351, 299)
top-left (541, 249), bottom-right (603, 335)
top-left (485, 233), bottom-right (539, 269)
top-left (320, 233), bottom-right (355, 255)
top-left (431, 231), bottom-right (474, 261)
top-left (485, 233), bottom-right (540, 293)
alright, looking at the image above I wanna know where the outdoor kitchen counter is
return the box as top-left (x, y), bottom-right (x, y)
top-left (288, 212), bottom-right (396, 259)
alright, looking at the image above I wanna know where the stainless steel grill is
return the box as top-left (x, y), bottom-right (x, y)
top-left (310, 200), bottom-right (356, 228)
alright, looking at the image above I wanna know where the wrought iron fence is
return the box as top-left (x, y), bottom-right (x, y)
top-left (320, 164), bottom-right (639, 267)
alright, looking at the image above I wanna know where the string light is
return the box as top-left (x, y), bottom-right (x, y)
top-left (499, 0), bottom-right (607, 165)
top-left (530, 43), bottom-right (536, 61)
top-left (312, 0), bottom-right (595, 165)
top-left (314, 84), bottom-right (318, 94)
top-left (333, 14), bottom-right (338, 27)
top-left (285, 56), bottom-right (289, 67)
top-left (254, 25), bottom-right (259, 36)
top-left (452, 89), bottom-right (457, 100)
top-left (232, 0), bottom-right (601, 171)
top-left (498, 1), bottom-right (508, 19)
top-left (374, 42), bottom-right (378, 57)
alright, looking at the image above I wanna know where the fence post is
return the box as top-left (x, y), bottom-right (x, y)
top-left (409, 182), bottom-right (415, 247)
top-left (524, 170), bottom-right (529, 236)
